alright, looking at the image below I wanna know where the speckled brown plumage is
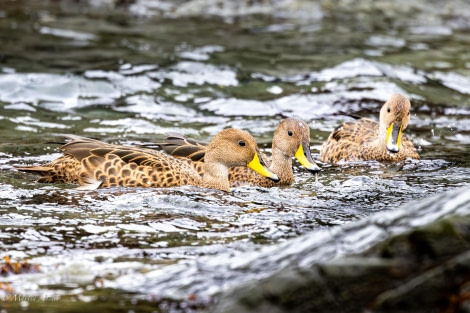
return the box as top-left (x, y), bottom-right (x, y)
top-left (320, 94), bottom-right (420, 164)
top-left (15, 129), bottom-right (279, 192)
top-left (159, 118), bottom-right (321, 188)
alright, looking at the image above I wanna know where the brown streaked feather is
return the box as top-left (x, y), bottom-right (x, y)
top-left (321, 119), bottom-right (380, 163)
top-left (159, 133), bottom-right (208, 162)
top-left (16, 135), bottom-right (203, 189)
top-left (320, 94), bottom-right (420, 164)
top-left (59, 135), bottom-right (105, 161)
top-left (17, 154), bottom-right (83, 184)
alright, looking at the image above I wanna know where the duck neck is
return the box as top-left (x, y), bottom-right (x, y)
top-left (372, 123), bottom-right (389, 153)
top-left (270, 146), bottom-right (294, 184)
top-left (202, 160), bottom-right (231, 192)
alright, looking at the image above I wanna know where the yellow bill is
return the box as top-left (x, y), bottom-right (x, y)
top-left (386, 123), bottom-right (402, 153)
top-left (247, 153), bottom-right (279, 182)
top-left (295, 142), bottom-right (321, 173)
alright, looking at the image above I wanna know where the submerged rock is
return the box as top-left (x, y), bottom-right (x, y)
top-left (212, 186), bottom-right (470, 313)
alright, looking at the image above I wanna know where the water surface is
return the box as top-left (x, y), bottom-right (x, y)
top-left (0, 1), bottom-right (469, 312)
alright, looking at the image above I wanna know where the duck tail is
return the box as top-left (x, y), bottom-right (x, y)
top-left (15, 165), bottom-right (57, 183)
top-left (15, 165), bottom-right (53, 176)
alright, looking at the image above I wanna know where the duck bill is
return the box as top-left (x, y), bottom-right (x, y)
top-left (385, 123), bottom-right (403, 153)
top-left (247, 153), bottom-right (280, 182)
top-left (295, 142), bottom-right (321, 173)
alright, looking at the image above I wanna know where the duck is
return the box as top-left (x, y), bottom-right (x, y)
top-left (158, 118), bottom-right (321, 188)
top-left (320, 94), bottom-right (420, 164)
top-left (15, 128), bottom-right (279, 192)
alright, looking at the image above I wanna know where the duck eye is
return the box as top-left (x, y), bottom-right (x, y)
top-left (287, 130), bottom-right (293, 136)
top-left (387, 107), bottom-right (391, 113)
top-left (238, 140), bottom-right (245, 147)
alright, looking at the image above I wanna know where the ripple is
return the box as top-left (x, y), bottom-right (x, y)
top-left (83, 118), bottom-right (167, 135)
top-left (201, 98), bottom-right (278, 116)
top-left (4, 102), bottom-right (36, 112)
top-left (0, 70), bottom-right (163, 113)
top-left (10, 116), bottom-right (69, 130)
top-left (365, 35), bottom-right (406, 47)
top-left (149, 61), bottom-right (238, 87)
top-left (307, 58), bottom-right (383, 82)
top-left (410, 25), bottom-right (453, 35)
top-left (113, 94), bottom-right (198, 121)
top-left (39, 26), bottom-right (98, 41)
top-left (429, 71), bottom-right (470, 95)
top-left (177, 45), bottom-right (224, 61)
top-left (201, 94), bottom-right (337, 118)
top-left (374, 63), bottom-right (427, 84)
top-left (80, 224), bottom-right (116, 234)
top-left (119, 64), bottom-right (159, 75)
top-left (0, 73), bottom-right (119, 111)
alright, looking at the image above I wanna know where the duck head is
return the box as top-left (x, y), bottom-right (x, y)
top-left (206, 128), bottom-right (280, 182)
top-left (274, 118), bottom-right (321, 173)
top-left (380, 94), bottom-right (411, 153)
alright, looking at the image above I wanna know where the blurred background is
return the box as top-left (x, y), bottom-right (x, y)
top-left (0, 0), bottom-right (469, 312)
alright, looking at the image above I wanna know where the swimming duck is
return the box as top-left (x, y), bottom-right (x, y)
top-left (320, 94), bottom-right (420, 164)
top-left (15, 129), bottom-right (279, 192)
top-left (159, 118), bottom-right (321, 188)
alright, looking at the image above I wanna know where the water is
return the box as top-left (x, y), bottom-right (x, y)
top-left (0, 1), bottom-right (469, 311)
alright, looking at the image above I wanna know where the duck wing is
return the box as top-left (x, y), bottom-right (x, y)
top-left (321, 118), bottom-right (379, 163)
top-left (157, 133), bottom-right (208, 162)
